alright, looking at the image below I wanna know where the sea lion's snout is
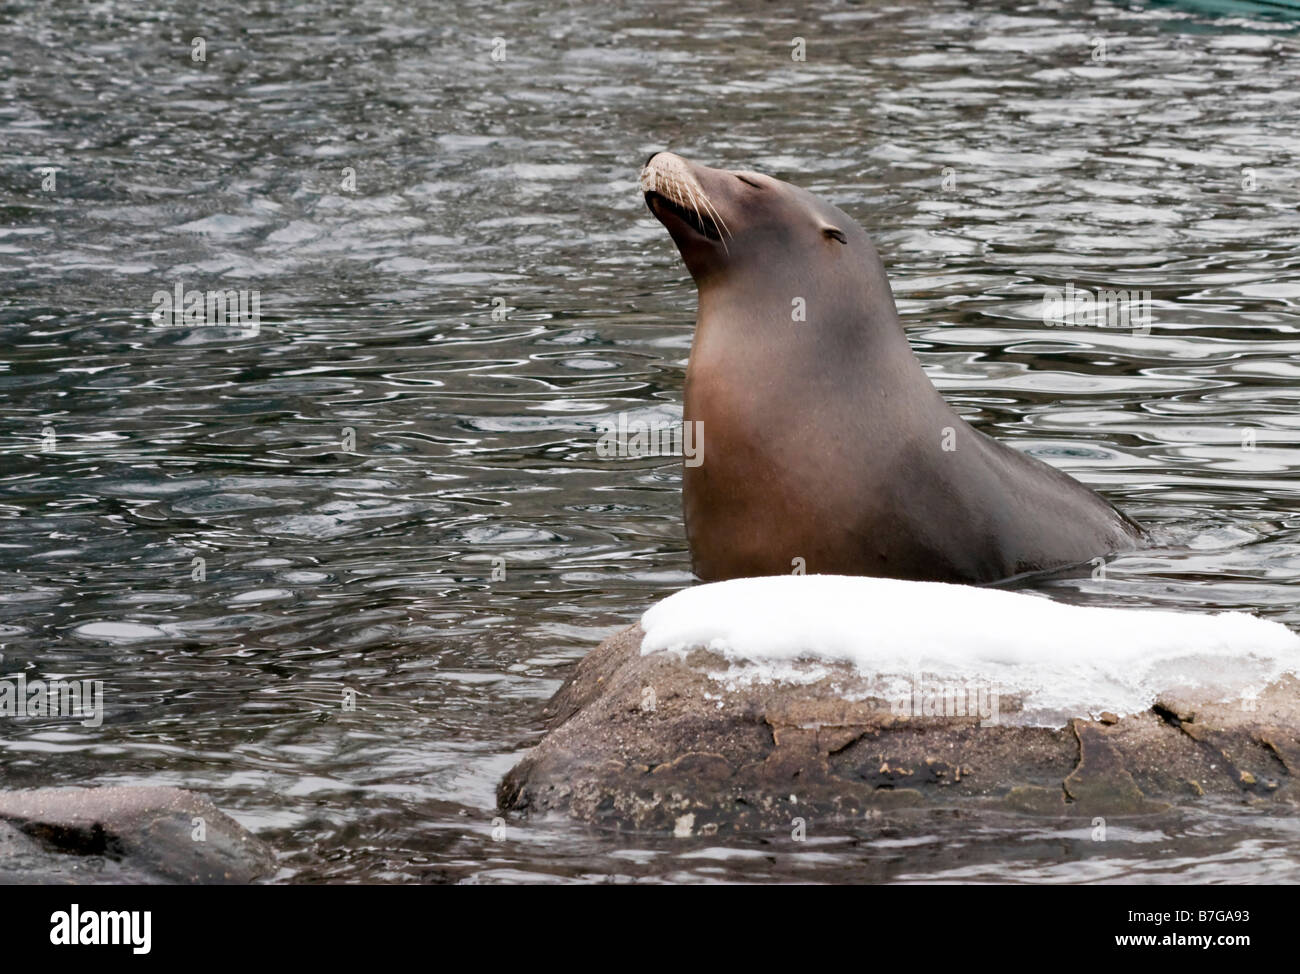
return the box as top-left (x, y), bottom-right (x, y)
top-left (639, 150), bottom-right (685, 193)
top-left (640, 152), bottom-right (726, 244)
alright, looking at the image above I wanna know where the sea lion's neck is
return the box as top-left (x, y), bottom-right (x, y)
top-left (691, 275), bottom-right (947, 411)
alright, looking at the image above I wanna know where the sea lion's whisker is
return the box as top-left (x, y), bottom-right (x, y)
top-left (679, 176), bottom-right (704, 226)
top-left (696, 188), bottom-right (732, 242)
top-left (678, 167), bottom-right (730, 243)
top-left (670, 169), bottom-right (690, 214)
top-left (692, 183), bottom-right (730, 253)
top-left (659, 166), bottom-right (675, 204)
top-left (679, 172), bottom-right (728, 253)
top-left (681, 178), bottom-right (704, 223)
top-left (679, 177), bottom-right (707, 237)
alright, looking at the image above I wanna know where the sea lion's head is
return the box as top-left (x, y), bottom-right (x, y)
top-left (640, 151), bottom-right (860, 287)
top-left (640, 152), bottom-right (900, 344)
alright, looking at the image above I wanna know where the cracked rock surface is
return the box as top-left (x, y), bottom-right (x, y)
top-left (499, 624), bottom-right (1300, 833)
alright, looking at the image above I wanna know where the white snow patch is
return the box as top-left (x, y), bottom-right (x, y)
top-left (640, 575), bottom-right (1300, 727)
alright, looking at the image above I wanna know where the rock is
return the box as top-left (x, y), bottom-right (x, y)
top-left (499, 624), bottom-right (1300, 833)
top-left (1063, 720), bottom-right (1169, 815)
top-left (0, 786), bottom-right (275, 884)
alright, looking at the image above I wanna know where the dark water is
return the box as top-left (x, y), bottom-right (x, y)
top-left (2, 0), bottom-right (1299, 883)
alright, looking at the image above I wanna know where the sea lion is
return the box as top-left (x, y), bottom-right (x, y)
top-left (640, 151), bottom-right (1145, 584)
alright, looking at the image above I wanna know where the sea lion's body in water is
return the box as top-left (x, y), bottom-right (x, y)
top-left (641, 151), bottom-right (1145, 584)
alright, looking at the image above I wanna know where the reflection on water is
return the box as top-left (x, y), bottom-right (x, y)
top-left (1, 0), bottom-right (1299, 882)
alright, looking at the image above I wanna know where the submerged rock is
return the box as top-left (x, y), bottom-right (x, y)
top-left (0, 786), bottom-right (275, 883)
top-left (499, 624), bottom-right (1300, 834)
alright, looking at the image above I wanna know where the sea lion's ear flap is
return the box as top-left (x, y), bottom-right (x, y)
top-left (821, 225), bottom-right (848, 244)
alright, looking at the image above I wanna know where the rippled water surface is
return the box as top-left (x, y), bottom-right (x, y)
top-left (2, 0), bottom-right (1300, 882)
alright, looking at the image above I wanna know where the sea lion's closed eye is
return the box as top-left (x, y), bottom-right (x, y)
top-left (823, 226), bottom-right (847, 244)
